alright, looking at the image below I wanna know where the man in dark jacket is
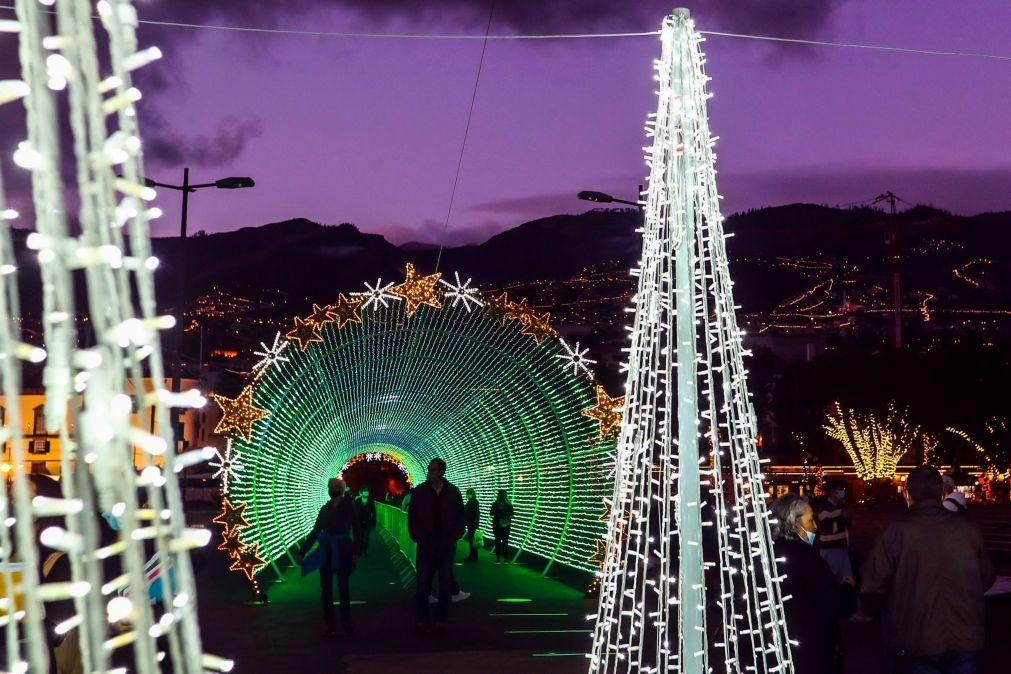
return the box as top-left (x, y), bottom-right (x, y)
top-left (355, 487), bottom-right (377, 552)
top-left (408, 457), bottom-right (465, 631)
top-left (464, 488), bottom-right (480, 562)
top-left (861, 466), bottom-right (996, 673)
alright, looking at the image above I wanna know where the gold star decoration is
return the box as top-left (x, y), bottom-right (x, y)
top-left (285, 315), bottom-right (323, 352)
top-left (212, 496), bottom-right (249, 535)
top-left (520, 311), bottom-right (559, 345)
top-left (483, 292), bottom-right (513, 325)
top-left (582, 385), bottom-right (625, 439)
top-left (598, 499), bottom-right (611, 523)
top-left (307, 303), bottom-right (333, 328)
top-left (218, 528), bottom-right (243, 558)
top-left (327, 293), bottom-right (364, 329)
top-left (390, 264), bottom-right (442, 317)
top-left (588, 538), bottom-right (608, 567)
top-left (229, 543), bottom-right (266, 581)
top-left (211, 386), bottom-right (270, 442)
top-left (505, 297), bottom-right (532, 323)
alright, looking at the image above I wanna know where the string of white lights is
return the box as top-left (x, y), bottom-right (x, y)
top-left (1, 4), bottom-right (1008, 59)
top-left (587, 10), bottom-right (794, 673)
top-left (2, 1), bottom-right (225, 672)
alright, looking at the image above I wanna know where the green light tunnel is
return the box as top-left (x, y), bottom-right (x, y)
top-left (229, 294), bottom-right (615, 575)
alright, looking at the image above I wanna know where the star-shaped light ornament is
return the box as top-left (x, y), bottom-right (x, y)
top-left (520, 310), bottom-right (559, 345)
top-left (588, 538), bottom-right (608, 567)
top-left (556, 339), bottom-right (597, 377)
top-left (212, 496), bottom-right (249, 535)
top-left (209, 440), bottom-right (244, 494)
top-left (505, 298), bottom-right (532, 323)
top-left (582, 385), bottom-right (625, 439)
top-left (327, 293), bottom-right (364, 329)
top-left (483, 292), bottom-right (513, 325)
top-left (390, 264), bottom-right (442, 317)
top-left (285, 316), bottom-right (323, 352)
top-left (307, 303), bottom-right (334, 328)
top-left (229, 543), bottom-right (266, 581)
top-left (251, 332), bottom-right (290, 378)
top-left (439, 272), bottom-right (484, 312)
top-left (352, 278), bottom-right (401, 311)
top-left (218, 528), bottom-right (244, 558)
top-left (211, 386), bottom-right (270, 442)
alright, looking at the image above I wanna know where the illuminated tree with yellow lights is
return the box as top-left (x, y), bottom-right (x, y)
top-left (947, 418), bottom-right (1011, 480)
top-left (824, 402), bottom-right (924, 481)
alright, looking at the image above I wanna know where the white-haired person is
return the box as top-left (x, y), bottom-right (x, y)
top-left (296, 477), bottom-right (362, 636)
top-left (770, 493), bottom-right (855, 674)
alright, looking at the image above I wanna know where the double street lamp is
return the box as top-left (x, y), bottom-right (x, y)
top-left (144, 168), bottom-right (254, 447)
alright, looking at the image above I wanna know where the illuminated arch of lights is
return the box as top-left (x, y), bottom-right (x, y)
top-left (210, 265), bottom-right (621, 579)
top-left (338, 448), bottom-right (413, 484)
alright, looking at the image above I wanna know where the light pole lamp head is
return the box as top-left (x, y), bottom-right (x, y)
top-left (215, 176), bottom-right (255, 189)
top-left (577, 190), bottom-right (615, 204)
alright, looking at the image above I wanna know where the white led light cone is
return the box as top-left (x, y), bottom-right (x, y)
top-left (588, 10), bottom-right (794, 674)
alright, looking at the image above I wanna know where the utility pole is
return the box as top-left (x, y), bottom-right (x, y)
top-left (173, 167), bottom-right (190, 429)
top-left (874, 191), bottom-right (902, 349)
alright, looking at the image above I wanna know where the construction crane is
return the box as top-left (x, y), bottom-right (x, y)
top-left (873, 191), bottom-right (903, 349)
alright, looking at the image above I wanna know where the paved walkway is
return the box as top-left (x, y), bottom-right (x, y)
top-left (195, 533), bottom-right (596, 674)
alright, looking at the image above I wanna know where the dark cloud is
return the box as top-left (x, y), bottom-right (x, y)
top-left (143, 116), bottom-right (263, 168)
top-left (130, 0), bottom-right (846, 39)
top-left (468, 192), bottom-right (586, 216)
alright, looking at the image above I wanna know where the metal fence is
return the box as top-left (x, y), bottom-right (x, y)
top-left (376, 502), bottom-right (416, 568)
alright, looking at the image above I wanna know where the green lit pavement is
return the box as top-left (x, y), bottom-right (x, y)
top-left (195, 536), bottom-right (597, 673)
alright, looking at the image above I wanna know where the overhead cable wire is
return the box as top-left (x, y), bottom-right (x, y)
top-left (699, 30), bottom-right (1011, 61)
top-left (0, 5), bottom-right (1009, 60)
top-left (434, 0), bottom-right (495, 273)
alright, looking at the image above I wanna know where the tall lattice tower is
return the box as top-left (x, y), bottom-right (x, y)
top-left (0, 1), bottom-right (225, 672)
top-left (588, 10), bottom-right (794, 674)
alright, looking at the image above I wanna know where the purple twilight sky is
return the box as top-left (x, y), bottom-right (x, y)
top-left (5, 1), bottom-right (1010, 245)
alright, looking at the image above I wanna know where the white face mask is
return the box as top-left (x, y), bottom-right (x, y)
top-left (800, 527), bottom-right (816, 546)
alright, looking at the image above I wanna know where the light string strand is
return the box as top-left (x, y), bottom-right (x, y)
top-left (0, 4), bottom-right (1008, 60)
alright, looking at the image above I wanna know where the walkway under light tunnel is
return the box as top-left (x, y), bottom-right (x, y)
top-left (227, 284), bottom-right (616, 576)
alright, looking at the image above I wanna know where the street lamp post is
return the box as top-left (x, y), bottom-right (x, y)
top-left (577, 189), bottom-right (642, 209)
top-left (578, 186), bottom-right (645, 227)
top-left (144, 168), bottom-right (254, 448)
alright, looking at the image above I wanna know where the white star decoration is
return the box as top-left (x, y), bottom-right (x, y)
top-left (252, 332), bottom-right (290, 377)
top-left (556, 339), bottom-right (597, 377)
top-left (438, 272), bottom-right (484, 312)
top-left (352, 278), bottom-right (401, 311)
top-left (210, 441), bottom-right (245, 494)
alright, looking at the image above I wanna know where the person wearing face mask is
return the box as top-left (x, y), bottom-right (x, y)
top-left (861, 466), bottom-right (995, 674)
top-left (296, 478), bottom-right (363, 637)
top-left (816, 480), bottom-right (854, 584)
top-left (770, 494), bottom-right (855, 674)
